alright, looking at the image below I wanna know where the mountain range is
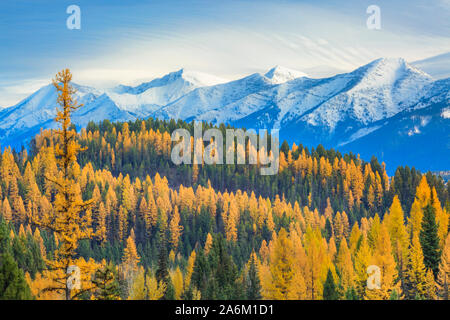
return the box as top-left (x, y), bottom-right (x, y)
top-left (0, 57), bottom-right (448, 174)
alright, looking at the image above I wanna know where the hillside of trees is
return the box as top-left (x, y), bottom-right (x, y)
top-left (1, 70), bottom-right (449, 300)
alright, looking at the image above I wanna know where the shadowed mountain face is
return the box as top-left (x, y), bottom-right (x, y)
top-left (0, 58), bottom-right (448, 173)
top-left (339, 99), bottom-right (450, 173)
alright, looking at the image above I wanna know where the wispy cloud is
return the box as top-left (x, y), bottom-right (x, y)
top-left (0, 0), bottom-right (448, 106)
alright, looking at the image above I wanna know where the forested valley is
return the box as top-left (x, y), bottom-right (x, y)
top-left (1, 70), bottom-right (449, 300)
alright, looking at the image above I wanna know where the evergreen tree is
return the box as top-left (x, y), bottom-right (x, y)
top-left (155, 234), bottom-right (170, 299)
top-left (404, 234), bottom-right (427, 299)
top-left (247, 252), bottom-right (262, 300)
top-left (420, 204), bottom-right (441, 277)
top-left (323, 269), bottom-right (339, 300)
top-left (208, 235), bottom-right (239, 299)
top-left (0, 253), bottom-right (33, 300)
top-left (344, 287), bottom-right (358, 300)
top-left (92, 261), bottom-right (121, 300)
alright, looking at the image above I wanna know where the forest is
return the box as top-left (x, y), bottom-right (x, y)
top-left (0, 69), bottom-right (449, 300)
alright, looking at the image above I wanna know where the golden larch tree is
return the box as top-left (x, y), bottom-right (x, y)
top-left (336, 238), bottom-right (355, 293)
top-left (34, 69), bottom-right (97, 300)
top-left (365, 224), bottom-right (399, 300)
top-left (404, 234), bottom-right (428, 299)
top-left (387, 195), bottom-right (408, 279)
top-left (261, 228), bottom-right (306, 299)
top-left (169, 206), bottom-right (183, 250)
top-left (437, 234), bottom-right (450, 299)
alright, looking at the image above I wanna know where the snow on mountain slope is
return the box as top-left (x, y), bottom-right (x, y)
top-left (0, 84), bottom-right (137, 149)
top-left (339, 98), bottom-right (450, 174)
top-left (264, 66), bottom-right (308, 84)
top-left (198, 74), bottom-right (352, 128)
top-left (0, 83), bottom-right (102, 147)
top-left (412, 52), bottom-right (450, 80)
top-left (107, 69), bottom-right (227, 116)
top-left (443, 109), bottom-right (450, 119)
top-left (337, 77), bottom-right (450, 146)
top-left (272, 58), bottom-right (436, 148)
top-left (0, 58), bottom-right (448, 174)
top-left (0, 69), bottom-right (225, 148)
top-left (297, 58), bottom-right (433, 128)
top-left (154, 66), bottom-right (310, 123)
top-left (0, 83), bottom-right (100, 130)
top-left (161, 58), bottom-right (434, 147)
top-left (153, 72), bottom-right (277, 121)
top-left (71, 94), bottom-right (135, 128)
top-left (199, 58), bottom-right (435, 149)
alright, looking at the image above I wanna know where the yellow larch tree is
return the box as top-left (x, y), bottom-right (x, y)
top-left (437, 234), bottom-right (450, 299)
top-left (304, 227), bottom-right (330, 300)
top-left (333, 212), bottom-right (344, 245)
top-left (354, 236), bottom-right (372, 298)
top-left (386, 195), bottom-right (408, 279)
top-left (171, 266), bottom-right (184, 300)
top-left (169, 206), bottom-right (183, 251)
top-left (404, 234), bottom-right (427, 299)
top-left (424, 268), bottom-right (437, 299)
top-left (146, 272), bottom-right (166, 300)
top-left (128, 266), bottom-right (146, 300)
top-left (204, 232), bottom-right (213, 255)
top-left (121, 233), bottom-right (141, 296)
top-left (408, 176), bottom-right (431, 236)
top-left (431, 187), bottom-right (449, 248)
top-left (33, 69), bottom-right (97, 300)
top-left (261, 228), bottom-right (305, 299)
top-left (26, 271), bottom-right (64, 300)
top-left (367, 214), bottom-right (381, 249)
top-left (336, 238), bottom-right (355, 294)
top-left (365, 224), bottom-right (399, 300)
top-left (224, 201), bottom-right (238, 242)
top-left (348, 223), bottom-right (361, 256)
top-left (1, 198), bottom-right (12, 222)
top-left (184, 250), bottom-right (196, 290)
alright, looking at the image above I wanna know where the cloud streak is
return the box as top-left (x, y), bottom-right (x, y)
top-left (0, 0), bottom-right (448, 106)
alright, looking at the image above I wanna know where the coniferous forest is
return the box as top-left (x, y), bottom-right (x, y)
top-left (1, 69), bottom-right (450, 301)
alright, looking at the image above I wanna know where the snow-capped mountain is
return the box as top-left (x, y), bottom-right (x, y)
top-left (0, 83), bottom-right (107, 148)
top-left (158, 58), bottom-right (435, 149)
top-left (264, 66), bottom-right (308, 84)
top-left (107, 69), bottom-right (227, 117)
top-left (153, 65), bottom-right (309, 123)
top-left (0, 69), bottom-right (225, 149)
top-left (0, 58), bottom-right (448, 172)
top-left (153, 72), bottom-right (278, 122)
top-left (277, 58), bottom-right (435, 147)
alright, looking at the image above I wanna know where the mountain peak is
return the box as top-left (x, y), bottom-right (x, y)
top-left (348, 57), bottom-right (433, 92)
top-left (112, 69), bottom-right (227, 95)
top-left (175, 68), bottom-right (227, 86)
top-left (264, 65), bottom-right (308, 84)
top-left (365, 57), bottom-right (432, 78)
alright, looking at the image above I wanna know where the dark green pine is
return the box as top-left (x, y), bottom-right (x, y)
top-left (419, 204), bottom-right (441, 277)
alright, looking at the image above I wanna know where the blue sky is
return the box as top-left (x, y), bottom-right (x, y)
top-left (0, 0), bottom-right (449, 106)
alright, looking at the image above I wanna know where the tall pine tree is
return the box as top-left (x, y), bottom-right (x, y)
top-left (420, 204), bottom-right (441, 278)
top-left (323, 269), bottom-right (339, 300)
